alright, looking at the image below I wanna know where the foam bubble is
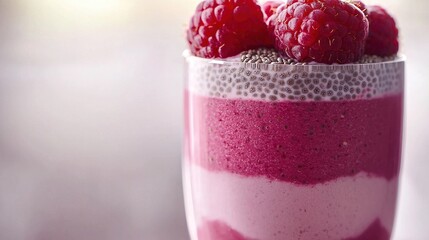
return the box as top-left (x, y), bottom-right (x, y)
top-left (186, 51), bottom-right (405, 101)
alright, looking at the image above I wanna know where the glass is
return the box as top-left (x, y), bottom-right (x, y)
top-left (183, 51), bottom-right (405, 240)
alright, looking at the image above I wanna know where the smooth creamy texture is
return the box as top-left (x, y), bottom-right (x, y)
top-left (184, 162), bottom-right (398, 240)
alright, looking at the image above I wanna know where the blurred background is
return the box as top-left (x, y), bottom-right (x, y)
top-left (0, 0), bottom-right (427, 239)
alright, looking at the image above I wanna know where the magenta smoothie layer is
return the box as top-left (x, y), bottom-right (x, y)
top-left (185, 91), bottom-right (403, 184)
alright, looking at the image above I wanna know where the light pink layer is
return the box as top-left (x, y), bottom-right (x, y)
top-left (184, 162), bottom-right (398, 240)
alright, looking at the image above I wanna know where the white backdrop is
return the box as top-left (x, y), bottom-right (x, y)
top-left (0, 0), bottom-right (427, 239)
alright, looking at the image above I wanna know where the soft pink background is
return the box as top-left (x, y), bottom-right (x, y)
top-left (0, 0), bottom-right (427, 239)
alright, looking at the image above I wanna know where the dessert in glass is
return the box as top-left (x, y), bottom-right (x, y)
top-left (183, 0), bottom-right (404, 239)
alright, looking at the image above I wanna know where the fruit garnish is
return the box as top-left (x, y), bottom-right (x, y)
top-left (364, 5), bottom-right (399, 57)
top-left (187, 0), bottom-right (273, 58)
top-left (346, 0), bottom-right (368, 16)
top-left (262, 0), bottom-right (284, 20)
top-left (272, 0), bottom-right (369, 64)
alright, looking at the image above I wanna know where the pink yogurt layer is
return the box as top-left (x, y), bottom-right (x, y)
top-left (197, 219), bottom-right (389, 240)
top-left (184, 162), bottom-right (398, 240)
top-left (184, 90), bottom-right (403, 184)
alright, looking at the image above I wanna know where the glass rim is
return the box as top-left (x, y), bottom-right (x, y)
top-left (183, 50), bottom-right (405, 71)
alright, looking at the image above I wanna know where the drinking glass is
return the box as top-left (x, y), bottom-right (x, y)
top-left (183, 51), bottom-right (405, 240)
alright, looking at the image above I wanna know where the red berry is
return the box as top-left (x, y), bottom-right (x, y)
top-left (273, 0), bottom-right (369, 64)
top-left (262, 0), bottom-right (284, 20)
top-left (187, 0), bottom-right (273, 58)
top-left (346, 0), bottom-right (367, 16)
top-left (365, 5), bottom-right (399, 57)
top-left (262, 0), bottom-right (285, 42)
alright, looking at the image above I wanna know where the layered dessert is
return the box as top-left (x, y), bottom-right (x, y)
top-left (183, 0), bottom-right (404, 239)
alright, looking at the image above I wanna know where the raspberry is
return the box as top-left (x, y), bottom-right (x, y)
top-left (365, 5), bottom-right (399, 57)
top-left (273, 0), bottom-right (369, 64)
top-left (262, 0), bottom-right (285, 41)
top-left (187, 0), bottom-right (273, 58)
top-left (262, 0), bottom-right (284, 20)
top-left (346, 0), bottom-right (367, 16)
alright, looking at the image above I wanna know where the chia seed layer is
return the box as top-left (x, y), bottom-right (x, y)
top-left (239, 48), bottom-right (396, 65)
top-left (186, 50), bottom-right (404, 101)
